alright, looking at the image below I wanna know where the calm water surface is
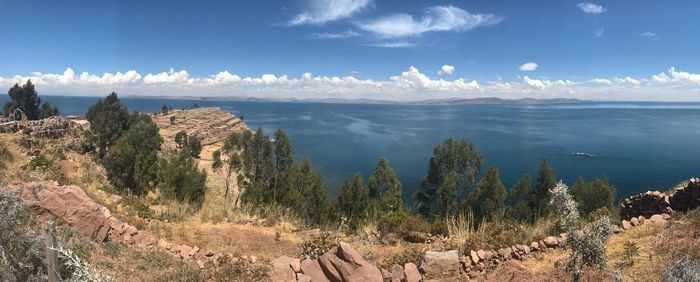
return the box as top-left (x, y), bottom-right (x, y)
top-left (4, 95), bottom-right (700, 203)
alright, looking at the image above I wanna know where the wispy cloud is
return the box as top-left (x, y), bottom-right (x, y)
top-left (577, 2), bottom-right (606, 14)
top-left (519, 62), bottom-right (538, 71)
top-left (311, 29), bottom-right (361, 39)
top-left (3, 66), bottom-right (700, 101)
top-left (364, 41), bottom-right (415, 48)
top-left (288, 0), bottom-right (372, 26)
top-left (640, 32), bottom-right (658, 40)
top-left (438, 65), bottom-right (455, 75)
top-left (594, 27), bottom-right (605, 38)
top-left (356, 5), bottom-right (502, 38)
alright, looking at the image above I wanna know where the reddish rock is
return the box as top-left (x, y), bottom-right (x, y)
top-left (484, 250), bottom-right (495, 260)
top-left (477, 250), bottom-right (486, 260)
top-left (196, 260), bottom-right (205, 269)
top-left (649, 214), bottom-right (665, 223)
top-left (271, 256), bottom-right (297, 282)
top-left (290, 258), bottom-right (301, 273)
top-left (638, 216), bottom-right (646, 224)
top-left (543, 236), bottom-right (558, 248)
top-left (12, 182), bottom-right (113, 242)
top-left (176, 245), bottom-right (193, 259)
top-left (296, 273), bottom-right (312, 282)
top-left (390, 264), bottom-right (404, 282)
top-left (403, 263), bottom-right (421, 282)
top-left (611, 224), bottom-right (621, 233)
top-left (630, 217), bottom-right (639, 226)
top-left (661, 213), bottom-right (671, 220)
top-left (300, 259), bottom-right (329, 282)
top-left (621, 220), bottom-right (632, 230)
top-left (498, 248), bottom-right (512, 259)
top-left (470, 250), bottom-right (480, 264)
top-left (420, 250), bottom-right (460, 280)
top-left (318, 243), bottom-right (382, 282)
top-left (530, 242), bottom-right (540, 251)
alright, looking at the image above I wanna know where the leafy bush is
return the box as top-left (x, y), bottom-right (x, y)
top-left (621, 241), bottom-right (639, 268)
top-left (377, 211), bottom-right (431, 238)
top-left (379, 244), bottom-right (426, 270)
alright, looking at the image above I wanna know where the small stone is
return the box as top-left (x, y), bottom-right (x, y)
top-left (196, 260), bottom-right (205, 269)
top-left (470, 250), bottom-right (480, 264)
top-left (543, 236), bottom-right (558, 248)
top-left (477, 250), bottom-right (486, 260)
top-left (611, 224), bottom-right (621, 233)
top-left (649, 214), bottom-right (665, 223)
top-left (661, 213), bottom-right (671, 220)
top-left (404, 262), bottom-right (421, 282)
top-left (530, 242), bottom-right (540, 251)
top-left (630, 217), bottom-right (639, 226)
top-left (621, 220), bottom-right (631, 230)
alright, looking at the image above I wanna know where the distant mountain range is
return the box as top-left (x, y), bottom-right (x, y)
top-left (146, 96), bottom-right (590, 105)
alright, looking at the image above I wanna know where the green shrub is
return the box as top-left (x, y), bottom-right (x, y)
top-left (157, 151), bottom-right (207, 208)
top-left (379, 244), bottom-right (425, 270)
top-left (0, 185), bottom-right (46, 281)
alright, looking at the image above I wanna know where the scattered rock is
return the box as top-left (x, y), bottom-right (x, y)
top-left (662, 213), bottom-right (672, 220)
top-left (391, 264), bottom-right (404, 282)
top-left (498, 248), bottom-right (512, 259)
top-left (621, 220), bottom-right (631, 230)
top-left (196, 260), bottom-right (205, 269)
top-left (649, 214), bottom-right (665, 223)
top-left (630, 217), bottom-right (639, 226)
top-left (611, 224), bottom-right (621, 234)
top-left (296, 273), bottom-right (312, 282)
top-left (530, 242), bottom-right (540, 252)
top-left (470, 250), bottom-right (480, 264)
top-left (318, 242), bottom-right (383, 282)
top-left (403, 263), bottom-right (421, 282)
top-left (271, 256), bottom-right (297, 282)
top-left (300, 259), bottom-right (329, 282)
top-left (420, 250), bottom-right (460, 280)
top-left (543, 236), bottom-right (558, 248)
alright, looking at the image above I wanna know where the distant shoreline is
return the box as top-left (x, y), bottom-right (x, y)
top-left (118, 96), bottom-right (593, 105)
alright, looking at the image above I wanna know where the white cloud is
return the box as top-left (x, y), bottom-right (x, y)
top-left (364, 41), bottom-right (415, 48)
top-left (519, 62), bottom-right (538, 71)
top-left (3, 66), bottom-right (700, 101)
top-left (438, 65), bottom-right (455, 75)
top-left (577, 2), bottom-right (606, 14)
top-left (311, 29), bottom-right (361, 39)
top-left (356, 5), bottom-right (502, 38)
top-left (640, 32), bottom-right (658, 40)
top-left (288, 0), bottom-right (372, 26)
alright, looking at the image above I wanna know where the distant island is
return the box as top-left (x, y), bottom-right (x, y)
top-left (134, 95), bottom-right (590, 105)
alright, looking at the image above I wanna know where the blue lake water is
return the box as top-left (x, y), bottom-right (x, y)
top-left (4, 95), bottom-right (700, 203)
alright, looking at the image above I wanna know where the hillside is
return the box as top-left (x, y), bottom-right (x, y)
top-left (1, 110), bottom-right (699, 281)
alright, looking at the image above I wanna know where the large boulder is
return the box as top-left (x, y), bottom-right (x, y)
top-left (11, 182), bottom-right (112, 241)
top-left (403, 263), bottom-right (421, 282)
top-left (300, 259), bottom-right (329, 282)
top-left (271, 256), bottom-right (297, 282)
top-left (419, 250), bottom-right (460, 280)
top-left (318, 242), bottom-right (383, 282)
top-left (543, 236), bottom-right (558, 248)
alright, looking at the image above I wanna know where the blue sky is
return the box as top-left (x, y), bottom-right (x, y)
top-left (1, 0), bottom-right (699, 101)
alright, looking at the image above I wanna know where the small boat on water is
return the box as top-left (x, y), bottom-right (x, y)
top-left (570, 152), bottom-right (597, 157)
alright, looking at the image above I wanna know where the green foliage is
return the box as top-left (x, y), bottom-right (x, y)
top-left (212, 149), bottom-right (222, 170)
top-left (507, 173), bottom-right (533, 222)
top-left (39, 101), bottom-right (60, 119)
top-left (3, 80), bottom-right (41, 120)
top-left (379, 244), bottom-right (426, 270)
top-left (377, 211), bottom-right (432, 238)
top-left (104, 114), bottom-right (162, 195)
top-left (86, 92), bottom-right (130, 158)
top-left (158, 151), bottom-right (207, 207)
top-left (28, 153), bottom-right (54, 171)
top-left (337, 173), bottom-right (370, 229)
top-left (367, 157), bottom-right (405, 215)
top-left (569, 176), bottom-right (616, 217)
top-left (169, 116), bottom-right (176, 124)
top-left (174, 131), bottom-right (202, 158)
top-left (469, 165), bottom-right (507, 221)
top-left (415, 138), bottom-right (485, 219)
top-left (621, 241), bottom-right (639, 268)
top-left (273, 129), bottom-right (294, 174)
top-left (530, 158), bottom-right (557, 217)
top-left (161, 104), bottom-right (169, 114)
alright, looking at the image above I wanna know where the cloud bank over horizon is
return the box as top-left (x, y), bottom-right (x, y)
top-left (1, 66), bottom-right (699, 102)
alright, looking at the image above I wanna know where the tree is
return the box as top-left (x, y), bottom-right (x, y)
top-left (470, 165), bottom-right (507, 221)
top-left (569, 176), bottom-right (616, 217)
top-left (273, 129), bottom-right (294, 174)
top-left (3, 80), bottom-right (41, 120)
top-left (86, 92), bottom-right (130, 158)
top-left (367, 157), bottom-right (404, 215)
top-left (507, 174), bottom-right (533, 221)
top-left (414, 138), bottom-right (484, 219)
top-left (104, 114), bottom-right (162, 195)
top-left (212, 149), bottom-right (223, 170)
top-left (161, 104), bottom-right (169, 114)
top-left (174, 131), bottom-right (202, 158)
top-left (530, 158), bottom-right (557, 217)
top-left (38, 102), bottom-right (60, 119)
top-left (158, 151), bottom-right (207, 207)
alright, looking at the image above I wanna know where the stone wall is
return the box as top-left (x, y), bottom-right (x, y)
top-left (620, 180), bottom-right (700, 220)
